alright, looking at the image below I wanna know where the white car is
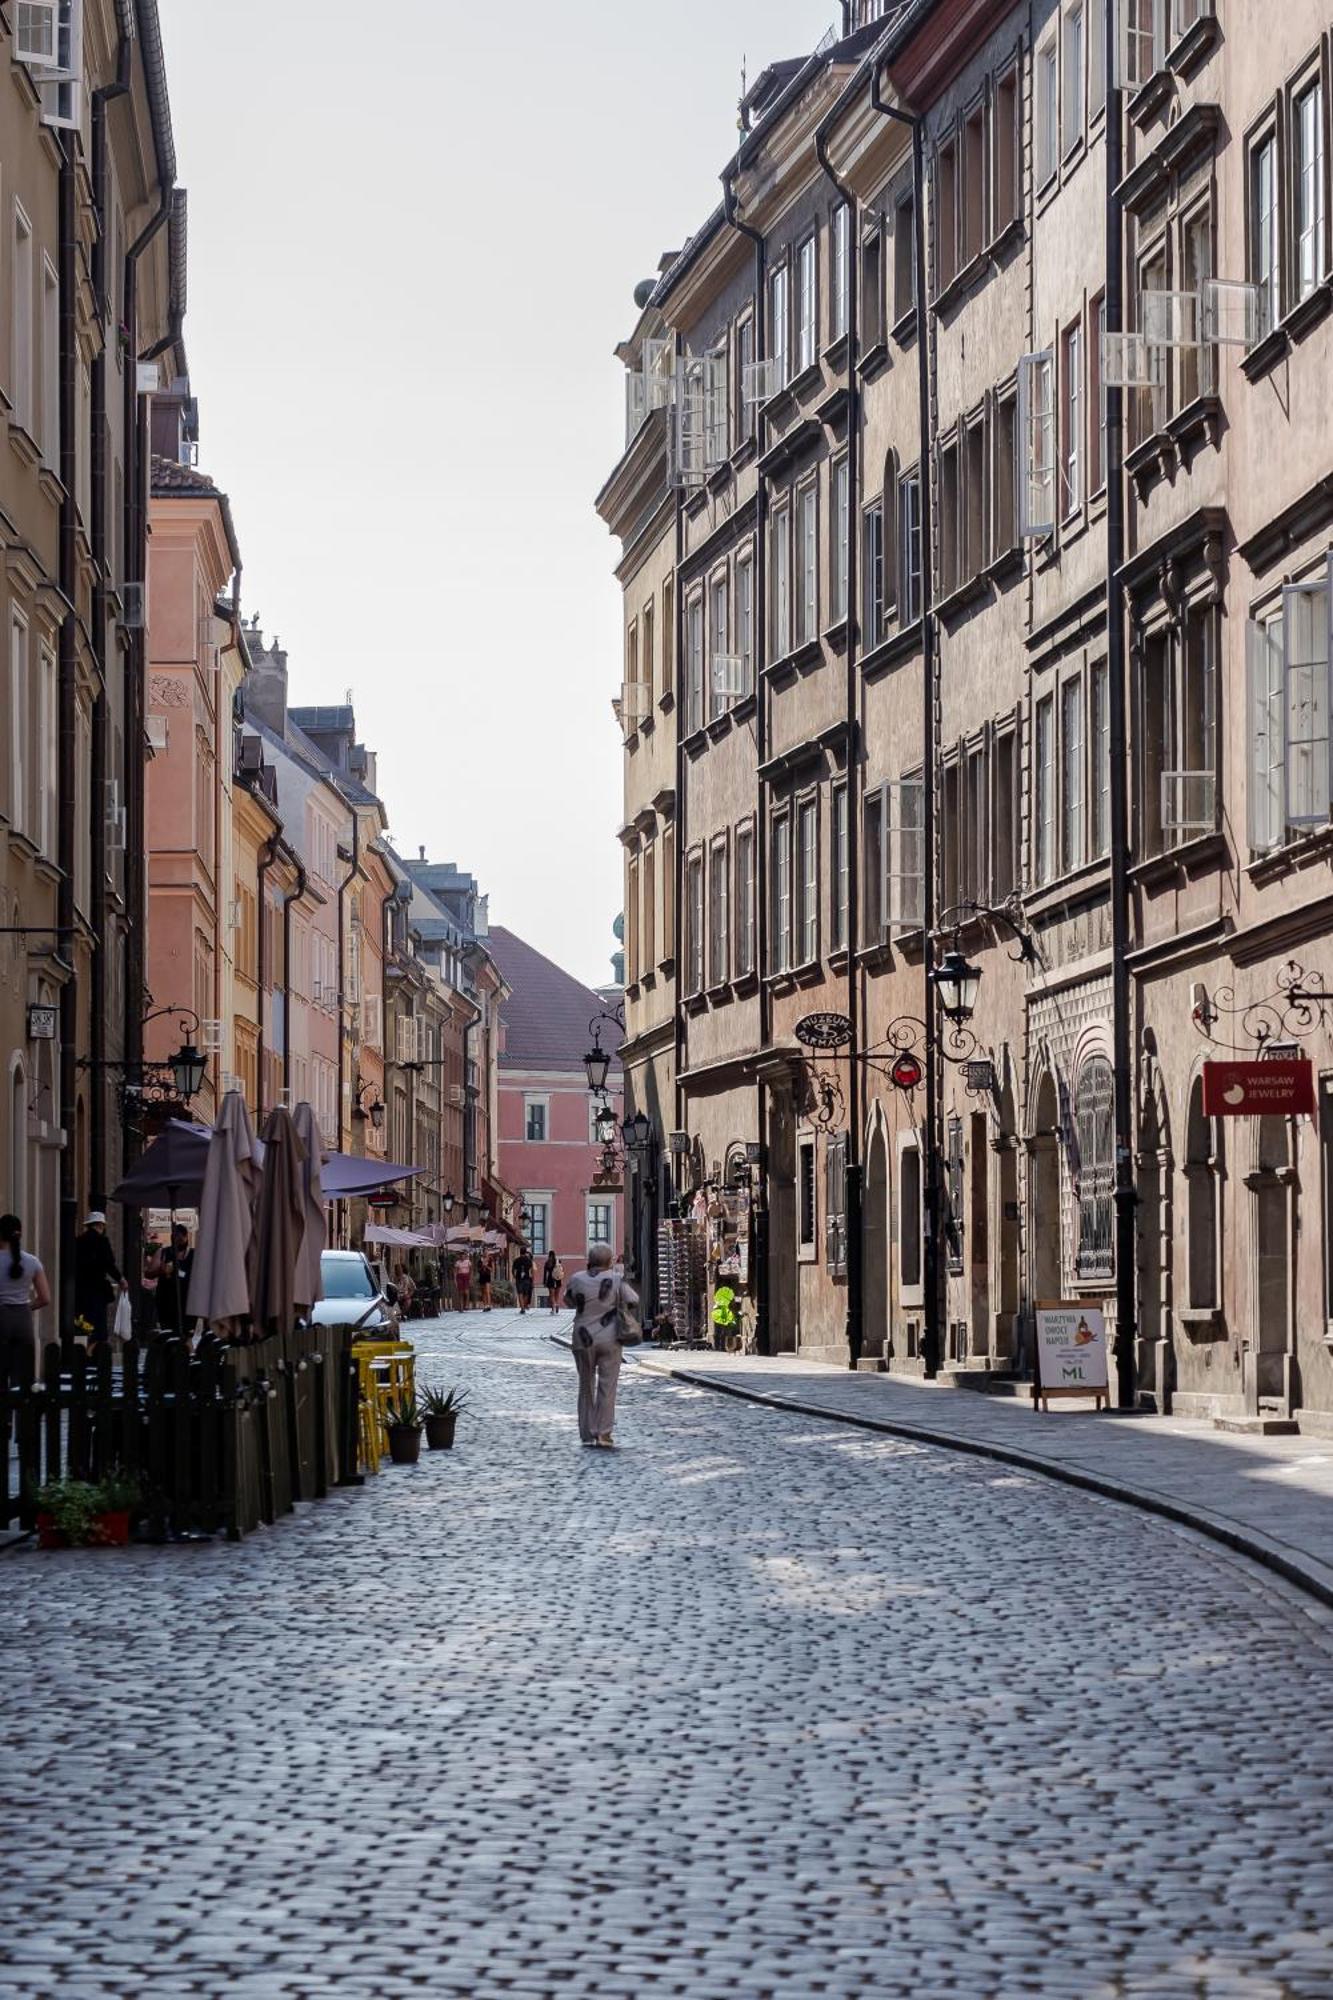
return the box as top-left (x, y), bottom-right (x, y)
top-left (309, 1249), bottom-right (398, 1335)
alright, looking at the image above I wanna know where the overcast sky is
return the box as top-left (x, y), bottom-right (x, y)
top-left (157, 0), bottom-right (835, 989)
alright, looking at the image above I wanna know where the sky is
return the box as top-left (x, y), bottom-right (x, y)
top-left (156, 0), bottom-right (838, 989)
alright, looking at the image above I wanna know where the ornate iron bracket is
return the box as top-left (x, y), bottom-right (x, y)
top-left (1191, 959), bottom-right (1333, 1056)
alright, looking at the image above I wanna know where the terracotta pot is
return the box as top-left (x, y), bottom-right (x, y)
top-left (387, 1424), bottom-right (423, 1465)
top-left (36, 1510), bottom-right (131, 1549)
top-left (425, 1413), bottom-right (457, 1451)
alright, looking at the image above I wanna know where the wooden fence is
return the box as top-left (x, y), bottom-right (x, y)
top-left (1, 1324), bottom-right (362, 1542)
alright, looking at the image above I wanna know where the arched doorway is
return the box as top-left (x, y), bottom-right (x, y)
top-left (9, 1057), bottom-right (26, 1214)
top-left (1251, 1116), bottom-right (1293, 1416)
top-left (863, 1120), bottom-right (889, 1362)
top-left (995, 1077), bottom-right (1020, 1365)
top-left (1028, 1072), bottom-right (1062, 1308)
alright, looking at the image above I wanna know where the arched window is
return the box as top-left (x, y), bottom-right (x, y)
top-left (1074, 1057), bottom-right (1115, 1280)
top-left (1185, 1077), bottom-right (1220, 1311)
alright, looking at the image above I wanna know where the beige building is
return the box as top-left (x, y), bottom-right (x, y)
top-left (606, 0), bottom-right (1333, 1430)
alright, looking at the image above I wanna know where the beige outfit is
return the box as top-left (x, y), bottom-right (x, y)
top-left (567, 1269), bottom-right (638, 1442)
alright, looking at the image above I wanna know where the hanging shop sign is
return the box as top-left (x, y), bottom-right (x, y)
top-left (1033, 1301), bottom-right (1109, 1412)
top-left (795, 1013), bottom-right (853, 1051)
top-left (890, 1051), bottom-right (923, 1092)
top-left (1201, 1058), bottom-right (1315, 1119)
top-left (26, 1004), bottom-right (57, 1042)
top-left (668, 1131), bottom-right (692, 1155)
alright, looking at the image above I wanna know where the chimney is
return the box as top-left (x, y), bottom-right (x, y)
top-left (419, 845), bottom-right (426, 861)
top-left (242, 626), bottom-right (289, 736)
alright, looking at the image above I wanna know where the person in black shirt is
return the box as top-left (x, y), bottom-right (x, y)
top-left (155, 1224), bottom-right (195, 1338)
top-left (73, 1212), bottom-right (126, 1348)
top-left (513, 1249), bottom-right (535, 1314)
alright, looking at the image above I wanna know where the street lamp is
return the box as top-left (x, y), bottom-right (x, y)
top-left (583, 1035), bottom-right (611, 1094)
top-left (169, 1038), bottom-right (208, 1102)
top-left (442, 1188), bottom-right (456, 1218)
top-left (932, 949), bottom-right (983, 1025)
top-left (594, 1101), bottom-right (619, 1147)
top-left (622, 1110), bottom-right (654, 1152)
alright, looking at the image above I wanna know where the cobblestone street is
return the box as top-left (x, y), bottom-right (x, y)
top-left (4, 1310), bottom-right (1333, 2000)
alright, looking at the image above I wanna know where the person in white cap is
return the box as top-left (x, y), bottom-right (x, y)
top-left (73, 1211), bottom-right (126, 1350)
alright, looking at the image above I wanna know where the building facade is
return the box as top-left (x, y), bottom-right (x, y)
top-left (605, 0), bottom-right (1333, 1428)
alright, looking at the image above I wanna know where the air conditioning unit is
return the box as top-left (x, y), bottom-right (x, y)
top-left (121, 583), bottom-right (146, 630)
top-left (145, 714), bottom-right (168, 753)
top-left (136, 362), bottom-right (158, 397)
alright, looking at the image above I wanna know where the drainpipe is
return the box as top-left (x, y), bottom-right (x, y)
top-left (1106, 14), bottom-right (1137, 1407)
top-left (280, 851), bottom-right (307, 1101)
top-left (87, 16), bottom-right (133, 1211)
top-left (56, 142), bottom-right (79, 1326)
top-left (721, 166), bottom-right (770, 1355)
top-left (871, 62), bottom-right (940, 1378)
top-left (255, 830), bottom-right (281, 1111)
top-left (336, 812), bottom-right (360, 1150)
top-left (815, 106), bottom-right (863, 1370)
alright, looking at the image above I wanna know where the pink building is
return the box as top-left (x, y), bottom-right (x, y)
top-left (488, 928), bottom-right (622, 1284)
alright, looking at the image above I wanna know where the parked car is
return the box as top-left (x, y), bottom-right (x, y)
top-left (309, 1250), bottom-right (398, 1335)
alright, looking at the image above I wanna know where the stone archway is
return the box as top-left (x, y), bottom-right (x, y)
top-left (863, 1117), bottom-right (889, 1363)
top-left (1028, 1071), bottom-right (1062, 1310)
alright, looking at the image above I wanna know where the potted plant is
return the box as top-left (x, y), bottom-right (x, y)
top-left (35, 1469), bottom-right (141, 1548)
top-left (382, 1392), bottom-right (424, 1465)
top-left (420, 1383), bottom-right (469, 1451)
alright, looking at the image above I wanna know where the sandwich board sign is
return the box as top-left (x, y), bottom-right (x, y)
top-left (1033, 1301), bottom-right (1109, 1412)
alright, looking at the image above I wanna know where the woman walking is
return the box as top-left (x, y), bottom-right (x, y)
top-left (566, 1245), bottom-right (639, 1449)
top-left (513, 1246), bottom-right (535, 1314)
top-left (453, 1251), bottom-right (473, 1313)
top-left (544, 1251), bottom-right (565, 1314)
top-left (0, 1214), bottom-right (51, 1398)
top-left (476, 1253), bottom-right (494, 1312)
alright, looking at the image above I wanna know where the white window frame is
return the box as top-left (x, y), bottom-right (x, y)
top-left (685, 592), bottom-right (705, 734)
top-left (769, 264), bottom-right (790, 387)
top-left (831, 782), bottom-right (849, 953)
top-left (1061, 674), bottom-right (1085, 875)
top-left (709, 834), bottom-right (730, 987)
top-left (1283, 563), bottom-right (1333, 829)
top-left (586, 1198), bottom-right (614, 1250)
top-left (795, 795), bottom-right (818, 967)
top-left (795, 234), bottom-right (817, 373)
top-left (1062, 322), bottom-right (1082, 518)
top-left (1036, 37), bottom-right (1059, 186)
top-left (771, 504), bottom-right (792, 657)
top-left (797, 480), bottom-right (818, 644)
top-left (1247, 613), bottom-right (1286, 854)
top-left (9, 610), bottom-right (29, 835)
top-left (37, 637), bottom-right (56, 859)
top-left (523, 1195), bottom-right (551, 1261)
top-left (831, 457), bottom-right (850, 623)
top-left (1251, 129), bottom-right (1280, 335)
top-left (770, 812), bottom-right (792, 975)
top-left (736, 554), bottom-right (755, 689)
top-left (886, 777), bottom-right (925, 932)
top-left (686, 849), bottom-right (705, 995)
top-left (1295, 78), bottom-right (1326, 303)
top-left (12, 205), bottom-right (34, 436)
top-left (797, 1133), bottom-right (818, 1262)
top-left (40, 257), bottom-right (58, 470)
top-left (899, 470), bottom-right (922, 623)
top-left (734, 821), bottom-right (756, 978)
top-left (1035, 693), bottom-right (1056, 885)
top-left (832, 202), bottom-right (850, 343)
top-left (1018, 351), bottom-right (1056, 540)
top-left (709, 571), bottom-right (729, 719)
top-left (1062, 2), bottom-right (1085, 159)
top-left (862, 500), bottom-right (885, 649)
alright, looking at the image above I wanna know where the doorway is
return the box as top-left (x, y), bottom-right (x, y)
top-left (863, 1122), bottom-right (889, 1362)
top-left (968, 1111), bottom-right (990, 1361)
top-left (1251, 1116), bottom-right (1293, 1412)
top-left (1029, 1073), bottom-right (1062, 1307)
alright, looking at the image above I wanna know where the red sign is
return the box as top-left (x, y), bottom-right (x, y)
top-left (891, 1052), bottom-right (924, 1092)
top-left (1201, 1058), bottom-right (1315, 1118)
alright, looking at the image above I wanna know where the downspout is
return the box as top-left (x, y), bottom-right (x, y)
top-left (336, 812), bottom-right (360, 1151)
top-left (1106, 14), bottom-right (1137, 1407)
top-left (721, 165), bottom-right (770, 1354)
top-left (280, 850), bottom-right (307, 1101)
top-left (871, 61), bottom-right (940, 1377)
top-left (56, 141), bottom-right (79, 1326)
top-left (815, 101), bottom-right (863, 1370)
top-left (256, 831), bottom-right (279, 1109)
top-left (87, 15), bottom-right (133, 1209)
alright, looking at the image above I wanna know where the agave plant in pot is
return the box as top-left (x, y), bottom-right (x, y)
top-left (382, 1392), bottom-right (425, 1465)
top-left (420, 1383), bottom-right (469, 1451)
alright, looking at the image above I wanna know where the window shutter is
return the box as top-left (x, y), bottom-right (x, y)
top-left (704, 354), bottom-right (728, 469)
top-left (825, 1133), bottom-right (847, 1275)
top-left (1200, 279), bottom-right (1271, 349)
top-left (1140, 288), bottom-right (1199, 349)
top-left (1283, 576), bottom-right (1331, 827)
top-left (15, 2), bottom-right (60, 66)
top-left (642, 337), bottom-right (674, 409)
top-left (886, 778), bottom-right (925, 931)
top-left (396, 1014), bottom-right (414, 1065)
top-left (625, 369), bottom-right (648, 442)
top-left (1017, 352), bottom-right (1055, 539)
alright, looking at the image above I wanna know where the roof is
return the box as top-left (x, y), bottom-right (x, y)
top-left (289, 705), bottom-right (355, 734)
top-left (151, 454), bottom-right (242, 571)
top-left (487, 927), bottom-right (623, 1075)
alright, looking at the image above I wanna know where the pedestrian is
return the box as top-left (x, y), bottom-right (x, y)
top-left (155, 1223), bottom-right (194, 1338)
top-left (712, 1282), bottom-right (741, 1354)
top-left (477, 1253), bottom-right (494, 1311)
top-left (565, 1244), bottom-right (640, 1450)
top-left (453, 1250), bottom-right (473, 1312)
top-left (141, 1234), bottom-right (163, 1334)
top-left (513, 1246), bottom-right (535, 1314)
top-left (396, 1268), bottom-right (416, 1319)
top-left (73, 1211), bottom-right (128, 1350)
top-left (544, 1251), bottom-right (565, 1314)
top-left (0, 1213), bottom-right (51, 1400)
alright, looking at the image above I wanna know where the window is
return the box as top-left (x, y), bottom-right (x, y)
top-left (936, 136), bottom-right (958, 292)
top-left (797, 1134), bottom-right (817, 1259)
top-left (900, 1145), bottom-right (923, 1290)
top-left (1062, 3), bottom-right (1084, 158)
top-left (642, 600), bottom-right (654, 709)
top-left (1018, 351), bottom-right (1055, 538)
top-left (862, 502), bottom-right (885, 648)
top-left (1035, 694), bottom-right (1055, 884)
top-left (1074, 1058), bottom-right (1115, 1281)
top-left (525, 1198), bottom-right (550, 1260)
top-left (1283, 571), bottom-right (1331, 828)
top-left (864, 789), bottom-right (884, 942)
top-left (686, 850), bottom-right (704, 994)
top-left (965, 743), bottom-right (987, 903)
top-left (1061, 676), bottom-right (1085, 874)
top-left (587, 1200), bottom-right (614, 1249)
top-left (709, 573), bottom-right (729, 719)
top-left (1061, 322), bottom-right (1082, 517)
top-left (945, 1115), bottom-right (965, 1276)
top-left (736, 556), bottom-right (754, 689)
top-left (643, 841), bottom-right (656, 970)
top-left (1179, 210), bottom-right (1213, 406)
top-left (1090, 295), bottom-right (1106, 491)
top-left (962, 103), bottom-right (985, 266)
top-left (771, 505), bottom-right (791, 657)
top-left (1295, 80), bottom-right (1326, 302)
top-left (1122, 0), bottom-right (1165, 89)
top-left (685, 593), bottom-right (704, 734)
top-left (9, 612), bottom-right (28, 834)
top-left (886, 777), bottom-right (925, 930)
top-left (825, 1132), bottom-right (848, 1278)
top-left (769, 264), bottom-right (790, 386)
top-left (1142, 605), bottom-right (1218, 854)
top-left (36, 639), bottom-right (56, 858)
top-left (938, 437), bottom-right (959, 598)
top-left (795, 234), bottom-right (817, 373)
top-left (709, 837), bottom-right (730, 986)
top-left (862, 223), bottom-right (885, 348)
top-left (1089, 0), bottom-right (1106, 115)
top-left (994, 67), bottom-right (1020, 233)
top-left (993, 391), bottom-right (1017, 555)
top-left (992, 730), bottom-right (1018, 899)
top-left (663, 824), bottom-right (676, 958)
top-left (735, 823), bottom-right (755, 977)
top-left (797, 481), bottom-right (818, 644)
top-left (831, 457), bottom-right (849, 623)
top-left (831, 784), bottom-right (849, 953)
top-left (892, 188), bottom-right (915, 326)
top-left (964, 418), bottom-right (985, 579)
top-left (1037, 38), bottom-right (1059, 185)
top-left (1090, 661), bottom-right (1111, 859)
top-left (1185, 1078), bottom-right (1220, 1312)
top-left (661, 577), bottom-right (674, 699)
top-left (12, 205), bottom-right (33, 434)
top-left (796, 797), bottom-right (818, 965)
top-left (941, 760), bottom-right (961, 911)
top-left (1250, 131), bottom-right (1280, 333)
top-left (524, 1096), bottom-right (549, 1143)
top-left (626, 855), bottom-right (640, 984)
top-left (831, 203), bottom-right (850, 343)
top-left (770, 813), bottom-right (791, 974)
top-left (899, 470), bottom-right (922, 623)
top-left (736, 314), bottom-right (755, 445)
top-left (41, 258), bottom-right (58, 468)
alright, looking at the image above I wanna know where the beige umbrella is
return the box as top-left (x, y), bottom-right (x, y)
top-left (249, 1107), bottom-right (307, 1339)
top-left (291, 1101), bottom-right (327, 1314)
top-left (187, 1090), bottom-right (262, 1331)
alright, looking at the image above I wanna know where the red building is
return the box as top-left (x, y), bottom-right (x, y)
top-left (488, 928), bottom-right (623, 1285)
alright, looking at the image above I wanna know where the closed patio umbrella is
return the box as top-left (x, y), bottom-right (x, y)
top-left (249, 1107), bottom-right (307, 1339)
top-left (187, 1091), bottom-right (262, 1332)
top-left (291, 1102), bottom-right (327, 1314)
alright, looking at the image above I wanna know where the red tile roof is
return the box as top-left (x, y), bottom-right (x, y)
top-left (487, 927), bottom-right (623, 1075)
